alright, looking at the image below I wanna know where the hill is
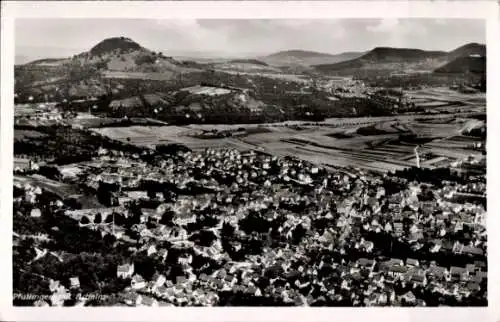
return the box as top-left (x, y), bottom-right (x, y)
top-left (208, 59), bottom-right (282, 73)
top-left (360, 47), bottom-right (446, 62)
top-left (433, 43), bottom-right (486, 76)
top-left (70, 37), bottom-right (200, 75)
top-left (434, 56), bottom-right (486, 74)
top-left (88, 37), bottom-right (145, 56)
top-left (261, 50), bottom-right (364, 67)
top-left (447, 43), bottom-right (486, 61)
top-left (228, 59), bottom-right (269, 66)
top-left (105, 85), bottom-right (270, 124)
top-left (15, 37), bottom-right (202, 102)
top-left (314, 47), bottom-right (449, 76)
top-left (314, 43), bottom-right (486, 77)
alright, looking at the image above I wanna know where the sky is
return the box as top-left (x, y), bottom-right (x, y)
top-left (15, 18), bottom-right (485, 63)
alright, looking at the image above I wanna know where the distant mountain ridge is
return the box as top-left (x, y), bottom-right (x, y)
top-left (267, 50), bottom-right (340, 59)
top-left (447, 43), bottom-right (486, 61)
top-left (360, 47), bottom-right (447, 62)
top-left (314, 43), bottom-right (486, 76)
top-left (261, 49), bottom-right (365, 67)
top-left (435, 56), bottom-right (486, 74)
top-left (15, 38), bottom-right (486, 103)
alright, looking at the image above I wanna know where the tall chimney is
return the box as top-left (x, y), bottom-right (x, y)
top-left (414, 146), bottom-right (421, 168)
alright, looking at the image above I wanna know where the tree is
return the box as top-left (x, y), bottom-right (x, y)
top-left (94, 213), bottom-right (102, 224)
top-left (222, 222), bottom-right (235, 237)
top-left (127, 203), bottom-right (143, 225)
top-left (80, 216), bottom-right (90, 225)
top-left (159, 210), bottom-right (174, 226)
top-left (105, 213), bottom-right (114, 224)
top-left (292, 224), bottom-right (307, 244)
top-left (134, 254), bottom-right (157, 280)
top-left (189, 229), bottom-right (217, 247)
top-left (103, 233), bottom-right (116, 245)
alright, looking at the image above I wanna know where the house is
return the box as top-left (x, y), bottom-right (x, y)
top-left (364, 293), bottom-right (379, 306)
top-left (388, 265), bottom-right (408, 278)
top-left (462, 245), bottom-right (484, 256)
top-left (450, 266), bottom-right (468, 282)
top-left (394, 223), bottom-right (404, 236)
top-left (472, 271), bottom-right (487, 283)
top-left (465, 264), bottom-right (476, 275)
top-left (360, 240), bottom-right (374, 253)
top-left (131, 274), bottom-right (147, 290)
top-left (176, 275), bottom-right (188, 286)
top-left (224, 274), bottom-right (238, 288)
top-left (356, 258), bottom-right (376, 272)
top-left (375, 292), bottom-right (388, 305)
top-left (409, 273), bottom-right (427, 287)
top-left (30, 208), bottom-right (42, 217)
top-left (157, 249), bottom-right (168, 262)
top-left (138, 295), bottom-right (158, 307)
top-left (178, 254), bottom-right (193, 266)
top-left (428, 266), bottom-right (448, 281)
top-left (198, 273), bottom-right (210, 285)
top-left (409, 231), bottom-right (424, 243)
top-left (155, 285), bottom-right (169, 298)
top-left (406, 258), bottom-right (419, 267)
top-left (117, 263), bottom-right (134, 279)
top-left (152, 273), bottom-right (166, 290)
top-left (147, 244), bottom-right (157, 256)
top-left (429, 240), bottom-right (442, 253)
top-left (466, 282), bottom-right (481, 293)
top-left (474, 261), bottom-right (487, 271)
top-left (49, 279), bottom-right (61, 293)
top-left (441, 240), bottom-right (455, 252)
top-left (384, 258), bottom-right (404, 267)
top-left (388, 194), bottom-right (403, 206)
top-left (401, 291), bottom-right (417, 305)
top-left (452, 241), bottom-right (464, 254)
top-left (69, 277), bottom-right (80, 289)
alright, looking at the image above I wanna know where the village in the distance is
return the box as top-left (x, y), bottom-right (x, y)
top-left (13, 20), bottom-right (486, 307)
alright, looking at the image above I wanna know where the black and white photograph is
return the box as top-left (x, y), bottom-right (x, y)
top-left (1, 1), bottom-right (498, 321)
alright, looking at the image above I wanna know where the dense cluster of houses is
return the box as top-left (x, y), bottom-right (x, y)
top-left (14, 146), bottom-right (487, 306)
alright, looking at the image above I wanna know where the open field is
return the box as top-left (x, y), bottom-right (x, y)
top-left (15, 174), bottom-right (80, 197)
top-left (220, 70), bottom-right (311, 83)
top-left (103, 71), bottom-right (176, 80)
top-left (14, 174), bottom-right (102, 208)
top-left (14, 130), bottom-right (47, 140)
top-left (182, 85), bottom-right (232, 96)
top-left (92, 125), bottom-right (188, 148)
top-left (407, 87), bottom-right (486, 109)
top-left (91, 111), bottom-right (485, 173)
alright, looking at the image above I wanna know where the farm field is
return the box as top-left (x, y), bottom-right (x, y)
top-left (91, 111), bottom-right (485, 173)
top-left (221, 70), bottom-right (311, 83)
top-left (90, 125), bottom-right (257, 150)
top-left (91, 125), bottom-right (185, 147)
top-left (103, 71), bottom-right (176, 80)
top-left (15, 174), bottom-right (80, 197)
top-left (182, 85), bottom-right (233, 96)
top-left (14, 174), bottom-right (102, 208)
top-left (14, 130), bottom-right (47, 140)
top-left (407, 87), bottom-right (486, 107)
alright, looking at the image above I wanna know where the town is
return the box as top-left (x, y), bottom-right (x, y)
top-left (14, 132), bottom-right (486, 306)
top-left (12, 19), bottom-right (487, 307)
